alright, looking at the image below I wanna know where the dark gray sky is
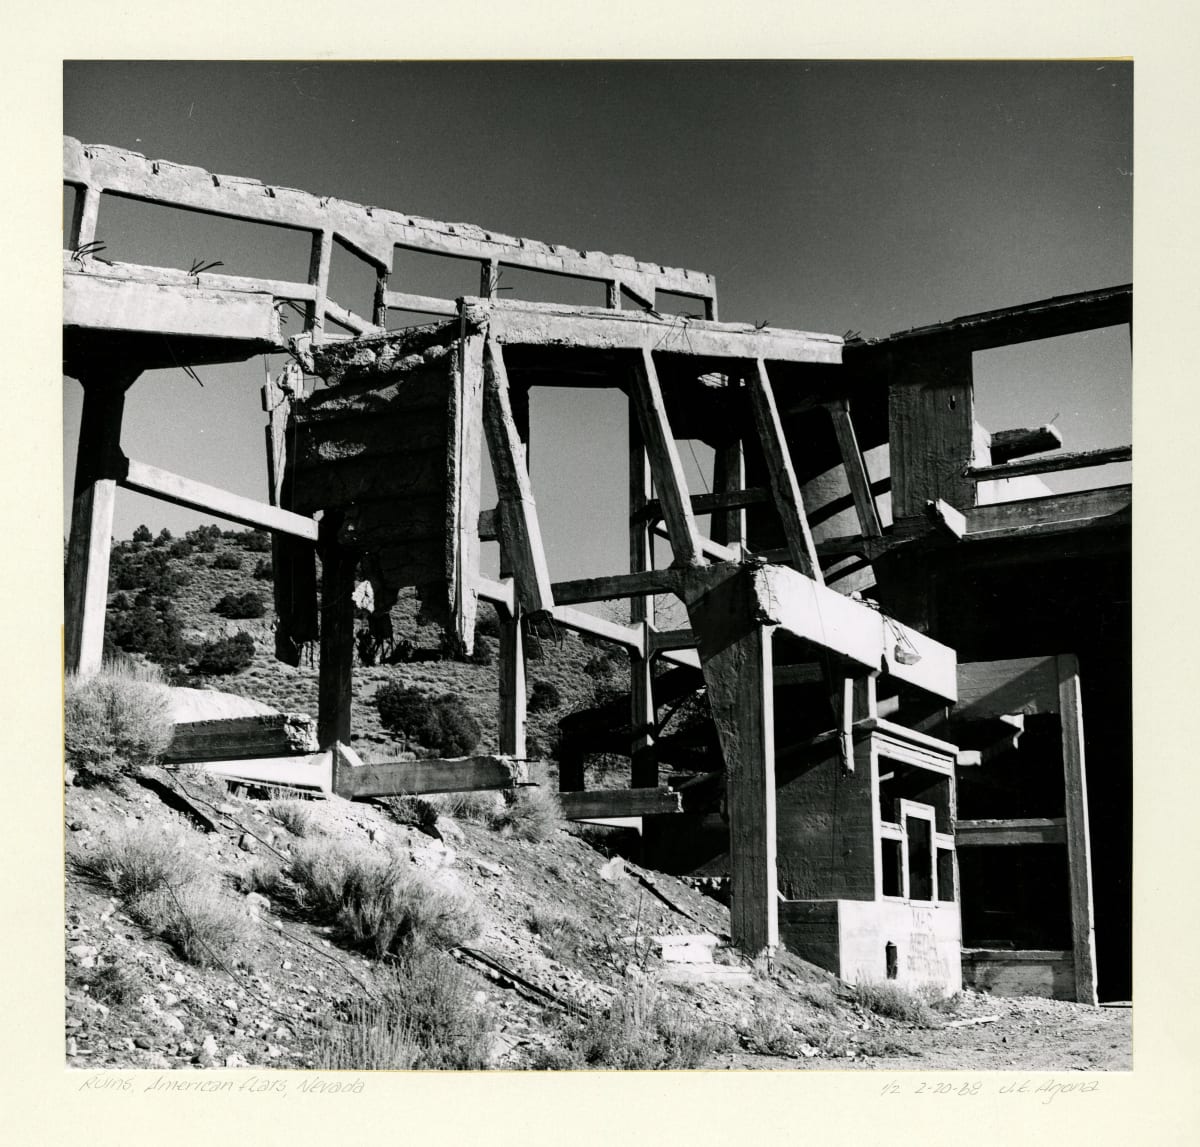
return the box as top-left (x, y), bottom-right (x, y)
top-left (63, 61), bottom-right (1132, 582)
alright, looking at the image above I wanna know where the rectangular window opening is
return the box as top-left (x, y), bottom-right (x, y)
top-left (654, 290), bottom-right (710, 319)
top-left (496, 265), bottom-right (607, 308)
top-left (393, 245), bottom-right (482, 303)
top-left (881, 837), bottom-right (903, 898)
top-left (63, 185), bottom-right (80, 248)
top-left (936, 848), bottom-right (956, 903)
top-left (971, 326), bottom-right (1131, 501)
top-left (95, 193), bottom-right (312, 282)
top-left (385, 311), bottom-right (454, 331)
top-left (905, 813), bottom-right (934, 902)
top-left (327, 238), bottom-right (380, 324)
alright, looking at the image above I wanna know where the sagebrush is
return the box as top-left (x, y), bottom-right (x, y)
top-left (283, 837), bottom-right (482, 956)
top-left (65, 662), bottom-right (174, 783)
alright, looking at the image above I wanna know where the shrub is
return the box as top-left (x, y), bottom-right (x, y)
top-left (583, 653), bottom-right (614, 679)
top-left (193, 632), bottom-right (255, 676)
top-left (474, 608), bottom-right (501, 640)
top-left (105, 591), bottom-right (187, 666)
top-left (212, 591), bottom-right (265, 619)
top-left (185, 524), bottom-right (222, 553)
top-left (374, 685), bottom-right (480, 757)
top-left (739, 1007), bottom-right (807, 1057)
top-left (132, 524), bottom-right (153, 544)
top-left (73, 823), bottom-right (251, 967)
top-left (65, 663), bottom-right (174, 783)
top-left (315, 947), bottom-right (491, 1069)
top-left (110, 547), bottom-right (190, 595)
top-left (239, 529), bottom-right (273, 552)
top-left (269, 799), bottom-right (315, 837)
top-left (432, 791), bottom-right (504, 825)
top-left (252, 558), bottom-right (274, 581)
top-left (848, 981), bottom-right (937, 1027)
top-left (527, 680), bottom-right (562, 713)
top-left (284, 837), bottom-right (482, 956)
top-left (168, 539), bottom-right (194, 559)
top-left (136, 881), bottom-right (253, 968)
top-left (72, 818), bottom-right (186, 900)
top-left (468, 639), bottom-right (494, 666)
top-left (211, 551), bottom-right (243, 571)
top-left (77, 964), bottom-right (140, 1006)
top-left (492, 786), bottom-right (561, 843)
top-left (539, 984), bottom-right (728, 1069)
top-left (528, 907), bottom-right (588, 962)
top-left (155, 528), bottom-right (173, 546)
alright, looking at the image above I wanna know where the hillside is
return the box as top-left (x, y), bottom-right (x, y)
top-left (63, 524), bottom-right (1131, 1071)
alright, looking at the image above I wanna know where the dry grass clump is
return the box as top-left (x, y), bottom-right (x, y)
top-left (492, 786), bottom-right (562, 843)
top-left (76, 963), bottom-right (141, 1006)
top-left (269, 799), bottom-right (316, 837)
top-left (315, 946), bottom-right (492, 1070)
top-left (739, 1006), bottom-right (810, 1057)
top-left (72, 819), bottom-right (192, 901)
top-left (65, 661), bottom-right (173, 784)
top-left (432, 790), bottom-right (505, 825)
top-left (536, 984), bottom-right (729, 1070)
top-left (138, 881), bottom-right (253, 968)
top-left (528, 906), bottom-right (589, 963)
top-left (283, 837), bottom-right (482, 956)
top-left (71, 820), bottom-right (252, 967)
top-left (848, 980), bottom-right (938, 1027)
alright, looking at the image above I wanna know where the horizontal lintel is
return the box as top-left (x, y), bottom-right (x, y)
top-left (121, 459), bottom-right (319, 540)
top-left (967, 444), bottom-right (1131, 483)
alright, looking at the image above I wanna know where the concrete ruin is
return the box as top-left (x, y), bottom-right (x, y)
top-left (63, 136), bottom-right (1132, 1001)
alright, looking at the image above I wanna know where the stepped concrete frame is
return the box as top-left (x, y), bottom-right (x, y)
top-left (63, 137), bottom-right (1131, 996)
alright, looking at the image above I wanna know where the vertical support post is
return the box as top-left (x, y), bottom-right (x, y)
top-left (606, 280), bottom-right (620, 310)
top-left (482, 338), bottom-right (553, 612)
top-left (748, 359), bottom-right (822, 581)
top-left (453, 332), bottom-right (486, 652)
top-left (1058, 654), bottom-right (1099, 1006)
top-left (480, 260), bottom-right (499, 300)
top-left (686, 567), bottom-right (778, 955)
top-left (628, 347), bottom-right (704, 567)
top-left (65, 371), bottom-right (135, 676)
top-left (372, 269), bottom-right (389, 328)
top-left (629, 398), bottom-right (657, 787)
top-left (710, 438), bottom-right (746, 550)
top-left (498, 605), bottom-right (526, 760)
top-left (485, 340), bottom-right (532, 760)
top-left (316, 515), bottom-right (357, 749)
top-left (263, 363), bottom-right (318, 665)
top-left (887, 347), bottom-right (977, 519)
top-left (306, 229), bottom-right (333, 341)
top-left (68, 185), bottom-right (101, 251)
top-left (826, 396), bottom-right (883, 538)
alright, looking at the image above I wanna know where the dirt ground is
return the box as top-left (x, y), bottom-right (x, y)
top-left (64, 761), bottom-right (1131, 1073)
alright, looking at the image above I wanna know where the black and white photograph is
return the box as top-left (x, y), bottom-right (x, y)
top-left (58, 58), bottom-right (1137, 1076)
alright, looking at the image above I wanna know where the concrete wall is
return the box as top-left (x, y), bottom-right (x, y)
top-left (780, 898), bottom-right (963, 995)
